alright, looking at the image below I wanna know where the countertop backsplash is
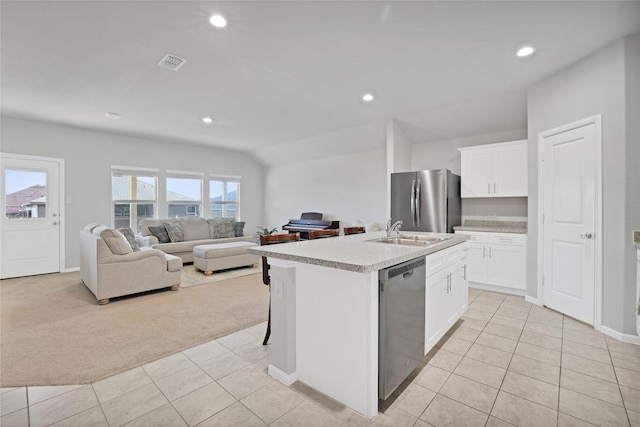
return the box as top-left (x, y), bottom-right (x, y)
top-left (455, 216), bottom-right (528, 234)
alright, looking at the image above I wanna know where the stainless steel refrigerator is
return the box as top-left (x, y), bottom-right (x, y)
top-left (390, 169), bottom-right (461, 233)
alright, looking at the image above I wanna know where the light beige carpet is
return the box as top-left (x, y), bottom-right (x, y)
top-left (0, 269), bottom-right (269, 387)
top-left (181, 264), bottom-right (262, 288)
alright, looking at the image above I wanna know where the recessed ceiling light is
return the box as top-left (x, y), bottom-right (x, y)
top-left (516, 46), bottom-right (535, 57)
top-left (202, 117), bottom-right (213, 124)
top-left (104, 112), bottom-right (122, 119)
top-left (209, 14), bottom-right (227, 28)
top-left (362, 93), bottom-right (375, 102)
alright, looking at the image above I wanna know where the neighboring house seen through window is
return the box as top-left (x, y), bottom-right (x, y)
top-left (166, 174), bottom-right (202, 218)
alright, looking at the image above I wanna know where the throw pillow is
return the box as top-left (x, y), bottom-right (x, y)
top-left (233, 221), bottom-right (246, 237)
top-left (208, 217), bottom-right (235, 238)
top-left (164, 221), bottom-right (185, 242)
top-left (117, 227), bottom-right (140, 252)
top-left (100, 229), bottom-right (133, 255)
top-left (148, 224), bottom-right (171, 243)
top-left (178, 217), bottom-right (210, 240)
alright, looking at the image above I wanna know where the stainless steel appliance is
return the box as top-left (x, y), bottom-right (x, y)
top-left (390, 169), bottom-right (461, 233)
top-left (378, 257), bottom-right (426, 400)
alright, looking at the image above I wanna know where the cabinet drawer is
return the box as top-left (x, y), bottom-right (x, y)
top-left (426, 245), bottom-right (460, 277)
top-left (488, 235), bottom-right (526, 246)
top-left (455, 231), bottom-right (488, 243)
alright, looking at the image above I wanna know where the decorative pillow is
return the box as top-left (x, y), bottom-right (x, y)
top-left (148, 224), bottom-right (171, 243)
top-left (164, 221), bottom-right (185, 243)
top-left (100, 228), bottom-right (133, 255)
top-left (208, 217), bottom-right (235, 238)
top-left (178, 217), bottom-right (210, 240)
top-left (117, 227), bottom-right (140, 251)
top-left (233, 221), bottom-right (246, 237)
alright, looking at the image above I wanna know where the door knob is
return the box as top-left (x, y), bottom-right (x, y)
top-left (52, 222), bottom-right (58, 225)
top-left (580, 232), bottom-right (593, 239)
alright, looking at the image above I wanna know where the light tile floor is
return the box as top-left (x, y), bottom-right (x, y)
top-left (2, 289), bottom-right (640, 426)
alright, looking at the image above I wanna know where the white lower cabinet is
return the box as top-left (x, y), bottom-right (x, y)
top-left (425, 244), bottom-right (468, 354)
top-left (455, 231), bottom-right (526, 294)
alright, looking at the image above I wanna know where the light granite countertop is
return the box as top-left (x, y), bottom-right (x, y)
top-left (248, 230), bottom-right (469, 273)
top-left (453, 220), bottom-right (527, 234)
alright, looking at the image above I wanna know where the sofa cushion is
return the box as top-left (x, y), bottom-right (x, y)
top-left (208, 217), bottom-right (236, 238)
top-left (118, 227), bottom-right (140, 251)
top-left (100, 229), bottom-right (134, 255)
top-left (179, 217), bottom-right (211, 241)
top-left (148, 225), bottom-right (171, 243)
top-left (164, 222), bottom-right (185, 242)
top-left (140, 218), bottom-right (178, 237)
top-left (233, 221), bottom-right (246, 237)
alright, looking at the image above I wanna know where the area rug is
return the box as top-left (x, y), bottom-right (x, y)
top-left (181, 264), bottom-right (262, 288)
top-left (0, 270), bottom-right (269, 387)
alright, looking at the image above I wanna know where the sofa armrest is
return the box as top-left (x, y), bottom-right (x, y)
top-left (99, 248), bottom-right (166, 265)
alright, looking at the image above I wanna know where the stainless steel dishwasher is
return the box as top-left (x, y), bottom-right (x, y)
top-left (378, 256), bottom-right (426, 400)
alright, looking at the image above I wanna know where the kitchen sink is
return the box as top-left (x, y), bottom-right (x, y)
top-left (367, 234), bottom-right (453, 246)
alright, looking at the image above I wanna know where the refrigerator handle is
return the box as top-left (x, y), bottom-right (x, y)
top-left (410, 179), bottom-right (417, 228)
top-left (415, 179), bottom-right (421, 229)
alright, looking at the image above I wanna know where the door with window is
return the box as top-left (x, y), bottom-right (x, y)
top-left (1, 154), bottom-right (62, 279)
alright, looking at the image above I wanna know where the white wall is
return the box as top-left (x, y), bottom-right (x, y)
top-left (527, 34), bottom-right (640, 335)
top-left (1, 116), bottom-right (264, 270)
top-left (263, 149), bottom-right (387, 232)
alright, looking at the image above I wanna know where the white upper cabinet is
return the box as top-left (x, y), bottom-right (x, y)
top-left (458, 140), bottom-right (528, 198)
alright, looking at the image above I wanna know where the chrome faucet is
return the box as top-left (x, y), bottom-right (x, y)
top-left (386, 219), bottom-right (403, 237)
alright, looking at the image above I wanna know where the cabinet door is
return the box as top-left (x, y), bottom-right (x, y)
top-left (488, 244), bottom-right (526, 290)
top-left (425, 269), bottom-right (446, 354)
top-left (493, 143), bottom-right (528, 197)
top-left (466, 242), bottom-right (488, 284)
top-left (460, 149), bottom-right (492, 198)
top-left (444, 265), bottom-right (462, 328)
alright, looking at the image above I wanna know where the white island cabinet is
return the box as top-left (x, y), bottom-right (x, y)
top-left (249, 231), bottom-right (469, 419)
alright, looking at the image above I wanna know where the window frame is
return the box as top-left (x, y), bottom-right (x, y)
top-left (166, 170), bottom-right (204, 219)
top-left (209, 175), bottom-right (241, 220)
top-left (111, 166), bottom-right (159, 232)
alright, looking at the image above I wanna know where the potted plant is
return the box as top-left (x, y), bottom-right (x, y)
top-left (255, 226), bottom-right (278, 237)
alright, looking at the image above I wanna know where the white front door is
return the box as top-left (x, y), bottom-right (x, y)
top-left (1, 154), bottom-right (63, 279)
top-left (541, 122), bottom-right (597, 325)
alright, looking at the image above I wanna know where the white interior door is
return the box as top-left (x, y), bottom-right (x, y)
top-left (541, 123), bottom-right (596, 325)
top-left (1, 154), bottom-right (62, 279)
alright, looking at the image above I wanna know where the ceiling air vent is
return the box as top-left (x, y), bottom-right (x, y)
top-left (157, 54), bottom-right (187, 71)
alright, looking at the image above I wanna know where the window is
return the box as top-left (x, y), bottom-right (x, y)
top-left (4, 169), bottom-right (47, 219)
top-left (167, 175), bottom-right (202, 218)
top-left (111, 168), bottom-right (157, 232)
top-left (210, 178), bottom-right (239, 219)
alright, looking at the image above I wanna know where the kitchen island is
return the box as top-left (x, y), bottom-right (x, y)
top-left (248, 230), bottom-right (469, 419)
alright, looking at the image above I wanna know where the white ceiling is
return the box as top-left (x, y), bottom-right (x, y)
top-left (2, 1), bottom-right (639, 165)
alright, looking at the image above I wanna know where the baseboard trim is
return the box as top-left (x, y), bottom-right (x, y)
top-left (268, 364), bottom-right (298, 385)
top-left (600, 326), bottom-right (640, 345)
top-left (62, 267), bottom-right (80, 273)
top-left (524, 295), bottom-right (541, 306)
top-left (469, 282), bottom-right (525, 297)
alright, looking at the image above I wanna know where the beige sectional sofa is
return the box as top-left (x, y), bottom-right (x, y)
top-left (140, 217), bottom-right (256, 264)
top-left (80, 225), bottom-right (182, 305)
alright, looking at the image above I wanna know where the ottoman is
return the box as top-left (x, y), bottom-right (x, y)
top-left (193, 241), bottom-right (259, 276)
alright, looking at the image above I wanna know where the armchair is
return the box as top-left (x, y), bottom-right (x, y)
top-left (80, 226), bottom-right (182, 304)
